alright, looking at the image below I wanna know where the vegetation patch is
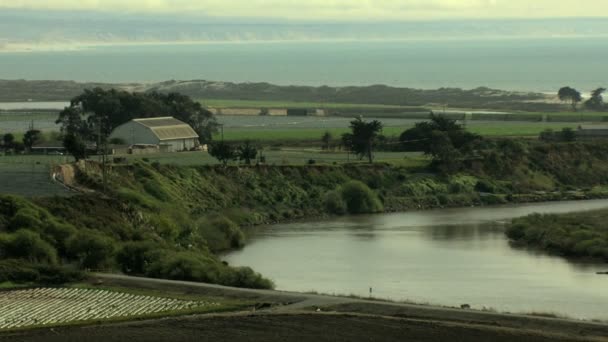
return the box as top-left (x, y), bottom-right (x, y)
top-left (507, 209), bottom-right (608, 261)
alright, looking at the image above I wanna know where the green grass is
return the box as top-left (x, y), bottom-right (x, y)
top-left (0, 161), bottom-right (72, 197)
top-left (466, 122), bottom-right (579, 136)
top-left (200, 99), bottom-right (409, 109)
top-left (123, 150), bottom-right (425, 167)
top-left (216, 122), bottom-right (580, 141)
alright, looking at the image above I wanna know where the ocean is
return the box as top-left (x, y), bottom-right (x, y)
top-left (0, 37), bottom-right (606, 93)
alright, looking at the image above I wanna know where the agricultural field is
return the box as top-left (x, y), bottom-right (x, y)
top-left (0, 287), bottom-right (223, 330)
top-left (216, 122), bottom-right (580, 142)
top-left (0, 162), bottom-right (71, 197)
top-left (201, 99), bottom-right (408, 109)
top-left (0, 112), bottom-right (59, 136)
top-left (0, 111), bottom-right (592, 142)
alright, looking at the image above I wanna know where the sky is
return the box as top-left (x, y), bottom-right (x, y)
top-left (1, 0), bottom-right (607, 21)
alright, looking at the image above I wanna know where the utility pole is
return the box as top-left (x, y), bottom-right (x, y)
top-left (97, 116), bottom-right (107, 194)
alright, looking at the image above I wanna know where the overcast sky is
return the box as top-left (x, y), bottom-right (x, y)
top-left (1, 0), bottom-right (607, 21)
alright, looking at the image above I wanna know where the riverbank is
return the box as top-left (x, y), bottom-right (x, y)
top-left (5, 141), bottom-right (608, 289)
top-left (3, 273), bottom-right (606, 342)
top-left (507, 208), bottom-right (608, 263)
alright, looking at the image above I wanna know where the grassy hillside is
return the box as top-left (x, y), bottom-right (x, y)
top-left (3, 141), bottom-right (608, 287)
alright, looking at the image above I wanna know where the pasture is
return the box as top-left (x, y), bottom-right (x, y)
top-left (0, 161), bottom-right (71, 197)
top-left (201, 99), bottom-right (407, 109)
top-left (215, 121), bottom-right (580, 141)
top-left (0, 111), bottom-right (591, 143)
top-left (0, 287), bottom-right (236, 330)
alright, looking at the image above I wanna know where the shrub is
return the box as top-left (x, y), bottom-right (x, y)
top-left (147, 251), bottom-right (220, 283)
top-left (116, 241), bottom-right (164, 275)
top-left (0, 259), bottom-right (83, 284)
top-left (340, 180), bottom-right (384, 214)
top-left (323, 190), bottom-right (347, 215)
top-left (197, 216), bottom-right (245, 252)
top-left (143, 179), bottom-right (171, 201)
top-left (3, 229), bottom-right (58, 264)
top-left (221, 266), bottom-right (275, 289)
top-left (67, 230), bottom-right (116, 269)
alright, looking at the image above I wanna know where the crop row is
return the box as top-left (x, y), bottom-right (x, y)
top-left (0, 288), bottom-right (217, 329)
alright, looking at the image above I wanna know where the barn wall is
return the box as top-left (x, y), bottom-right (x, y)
top-left (110, 122), bottom-right (159, 146)
top-left (161, 138), bottom-right (198, 152)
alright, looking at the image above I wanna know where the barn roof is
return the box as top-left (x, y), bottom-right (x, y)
top-left (133, 117), bottom-right (199, 140)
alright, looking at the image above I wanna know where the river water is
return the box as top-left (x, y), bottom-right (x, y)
top-left (224, 199), bottom-right (608, 320)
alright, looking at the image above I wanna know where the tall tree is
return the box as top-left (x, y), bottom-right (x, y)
top-left (558, 86), bottom-right (583, 112)
top-left (2, 133), bottom-right (14, 148)
top-left (209, 141), bottom-right (236, 166)
top-left (63, 133), bottom-right (87, 161)
top-left (237, 140), bottom-right (257, 165)
top-left (23, 129), bottom-right (42, 151)
top-left (584, 87), bottom-right (606, 111)
top-left (343, 118), bottom-right (383, 163)
top-left (57, 88), bottom-right (218, 144)
top-left (321, 131), bottom-right (332, 150)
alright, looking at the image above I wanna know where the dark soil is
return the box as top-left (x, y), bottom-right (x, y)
top-left (0, 313), bottom-right (590, 342)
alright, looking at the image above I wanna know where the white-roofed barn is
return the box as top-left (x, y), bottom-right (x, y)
top-left (109, 117), bottom-right (199, 152)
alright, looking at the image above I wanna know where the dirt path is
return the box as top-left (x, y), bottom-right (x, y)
top-left (84, 273), bottom-right (608, 341)
top-left (2, 273), bottom-right (606, 341)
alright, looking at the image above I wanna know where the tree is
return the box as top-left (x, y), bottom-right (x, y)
top-left (558, 87), bottom-right (583, 112)
top-left (399, 114), bottom-right (481, 173)
top-left (23, 129), bottom-right (42, 151)
top-left (63, 133), bottom-right (87, 161)
top-left (2, 133), bottom-right (14, 148)
top-left (427, 131), bottom-right (462, 174)
top-left (209, 141), bottom-right (236, 165)
top-left (343, 118), bottom-right (383, 163)
top-left (584, 87), bottom-right (606, 111)
top-left (400, 113), bottom-right (480, 153)
top-left (66, 230), bottom-right (116, 269)
top-left (321, 131), bottom-right (332, 150)
top-left (57, 88), bottom-right (218, 145)
top-left (237, 140), bottom-right (257, 165)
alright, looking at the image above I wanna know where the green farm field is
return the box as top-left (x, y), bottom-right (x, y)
top-left (201, 99), bottom-right (408, 109)
top-left (0, 162), bottom-right (71, 197)
top-left (215, 122), bottom-right (580, 141)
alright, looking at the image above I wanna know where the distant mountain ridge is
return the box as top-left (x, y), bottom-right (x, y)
top-left (0, 79), bottom-right (556, 111)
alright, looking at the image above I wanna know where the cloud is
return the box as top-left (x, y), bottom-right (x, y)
top-left (0, 0), bottom-right (606, 20)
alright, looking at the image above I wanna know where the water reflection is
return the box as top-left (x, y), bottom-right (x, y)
top-left (228, 199), bottom-right (608, 320)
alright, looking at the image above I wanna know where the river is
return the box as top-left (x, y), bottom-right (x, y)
top-left (224, 199), bottom-right (608, 320)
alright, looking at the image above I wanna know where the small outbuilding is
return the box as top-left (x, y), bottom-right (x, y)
top-left (109, 117), bottom-right (199, 152)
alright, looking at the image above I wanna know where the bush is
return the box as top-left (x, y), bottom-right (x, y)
top-left (67, 230), bottom-right (116, 269)
top-left (2, 229), bottom-right (58, 264)
top-left (197, 216), bottom-right (245, 252)
top-left (116, 241), bottom-right (164, 275)
top-left (340, 181), bottom-right (384, 214)
top-left (143, 179), bottom-right (171, 201)
top-left (147, 251), bottom-right (220, 283)
top-left (0, 259), bottom-right (83, 284)
top-left (323, 190), bottom-right (347, 215)
top-left (221, 266), bottom-right (275, 289)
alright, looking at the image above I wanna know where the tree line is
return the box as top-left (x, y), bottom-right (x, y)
top-left (558, 86), bottom-right (606, 111)
top-left (55, 88), bottom-right (218, 160)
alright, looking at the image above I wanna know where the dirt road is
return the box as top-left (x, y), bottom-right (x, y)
top-left (1, 273), bottom-right (607, 342)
